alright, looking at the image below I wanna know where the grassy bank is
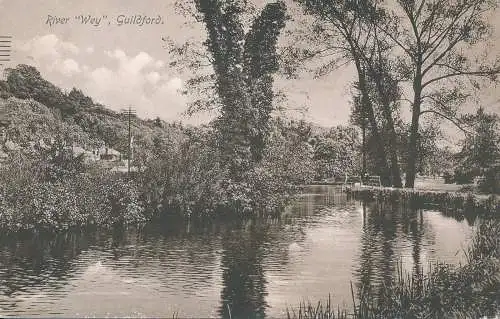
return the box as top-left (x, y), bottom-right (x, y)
top-left (345, 187), bottom-right (499, 219)
top-left (287, 217), bottom-right (500, 319)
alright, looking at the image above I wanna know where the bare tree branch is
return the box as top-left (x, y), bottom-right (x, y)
top-left (419, 109), bottom-right (472, 135)
top-left (422, 68), bottom-right (500, 88)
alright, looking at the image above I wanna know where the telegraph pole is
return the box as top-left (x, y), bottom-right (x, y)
top-left (121, 106), bottom-right (136, 176)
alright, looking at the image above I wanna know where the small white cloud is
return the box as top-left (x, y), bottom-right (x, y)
top-left (123, 51), bottom-right (154, 74)
top-left (155, 60), bottom-right (165, 69)
top-left (59, 58), bottom-right (81, 76)
top-left (60, 41), bottom-right (79, 55)
top-left (146, 71), bottom-right (161, 84)
top-left (86, 46), bottom-right (94, 54)
top-left (88, 67), bottom-right (115, 89)
top-left (105, 49), bottom-right (127, 62)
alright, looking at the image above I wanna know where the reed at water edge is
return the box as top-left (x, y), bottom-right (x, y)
top-left (286, 217), bottom-right (500, 319)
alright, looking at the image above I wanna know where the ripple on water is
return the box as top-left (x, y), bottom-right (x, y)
top-left (0, 188), bottom-right (476, 318)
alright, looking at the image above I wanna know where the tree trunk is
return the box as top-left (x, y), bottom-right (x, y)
top-left (406, 76), bottom-right (422, 188)
top-left (372, 78), bottom-right (403, 188)
top-left (386, 121), bottom-right (403, 187)
top-left (355, 64), bottom-right (391, 186)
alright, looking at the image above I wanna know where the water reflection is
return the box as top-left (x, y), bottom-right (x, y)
top-left (354, 201), bottom-right (427, 302)
top-left (0, 186), bottom-right (475, 318)
top-left (219, 219), bottom-right (268, 319)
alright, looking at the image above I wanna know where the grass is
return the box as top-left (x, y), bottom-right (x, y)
top-left (287, 218), bottom-right (500, 319)
top-left (345, 187), bottom-right (499, 221)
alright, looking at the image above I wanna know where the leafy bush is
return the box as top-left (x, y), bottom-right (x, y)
top-left (479, 166), bottom-right (500, 194)
top-left (138, 120), bottom-right (315, 217)
top-left (0, 155), bottom-right (147, 232)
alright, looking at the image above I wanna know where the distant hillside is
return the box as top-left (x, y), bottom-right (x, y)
top-left (0, 64), bottom-right (188, 163)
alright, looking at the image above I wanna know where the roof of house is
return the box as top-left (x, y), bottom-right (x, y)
top-left (72, 146), bottom-right (86, 156)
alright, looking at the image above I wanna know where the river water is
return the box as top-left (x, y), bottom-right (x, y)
top-left (0, 186), bottom-right (476, 318)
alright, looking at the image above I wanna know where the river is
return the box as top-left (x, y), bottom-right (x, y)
top-left (0, 186), bottom-right (476, 318)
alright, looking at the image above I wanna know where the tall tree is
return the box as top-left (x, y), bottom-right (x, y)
top-left (169, 0), bottom-right (287, 180)
top-left (290, 0), bottom-right (402, 186)
top-left (378, 0), bottom-right (500, 187)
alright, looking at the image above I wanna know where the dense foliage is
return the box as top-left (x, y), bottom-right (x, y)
top-left (0, 64), bottom-right (339, 231)
top-left (454, 108), bottom-right (500, 187)
top-left (309, 124), bottom-right (360, 180)
top-left (291, 0), bottom-right (500, 188)
top-left (0, 147), bottom-right (147, 232)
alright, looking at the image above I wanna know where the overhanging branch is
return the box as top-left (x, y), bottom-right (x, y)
top-left (422, 68), bottom-right (500, 89)
top-left (419, 109), bottom-right (472, 135)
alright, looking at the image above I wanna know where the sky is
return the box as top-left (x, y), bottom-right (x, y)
top-left (0, 0), bottom-right (499, 130)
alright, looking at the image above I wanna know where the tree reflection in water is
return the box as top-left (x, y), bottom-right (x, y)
top-left (354, 199), bottom-right (427, 304)
top-left (0, 229), bottom-right (91, 313)
top-left (0, 187), bottom-right (476, 318)
top-left (219, 219), bottom-right (269, 319)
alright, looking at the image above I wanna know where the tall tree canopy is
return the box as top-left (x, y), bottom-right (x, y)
top-left (289, 0), bottom-right (402, 186)
top-left (291, 0), bottom-right (500, 187)
top-left (168, 0), bottom-right (288, 180)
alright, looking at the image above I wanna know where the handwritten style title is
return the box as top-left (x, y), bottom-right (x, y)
top-left (46, 14), bottom-right (165, 27)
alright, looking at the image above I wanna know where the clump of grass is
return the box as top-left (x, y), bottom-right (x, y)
top-left (287, 218), bottom-right (500, 319)
top-left (286, 294), bottom-right (349, 319)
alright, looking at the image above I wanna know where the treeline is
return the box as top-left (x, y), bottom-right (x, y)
top-left (277, 0), bottom-right (500, 188)
top-left (163, 0), bottom-right (500, 190)
top-left (0, 64), bottom-right (361, 231)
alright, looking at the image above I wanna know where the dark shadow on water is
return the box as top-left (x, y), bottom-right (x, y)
top-left (0, 228), bottom-right (94, 313)
top-left (218, 218), bottom-right (269, 319)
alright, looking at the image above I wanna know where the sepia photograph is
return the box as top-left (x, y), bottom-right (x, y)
top-left (0, 0), bottom-right (499, 318)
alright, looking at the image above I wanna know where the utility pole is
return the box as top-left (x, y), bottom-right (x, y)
top-left (121, 106), bottom-right (136, 176)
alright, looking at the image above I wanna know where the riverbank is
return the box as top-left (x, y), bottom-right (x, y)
top-left (344, 186), bottom-right (499, 218)
top-left (287, 217), bottom-right (500, 319)
top-left (0, 152), bottom-right (306, 233)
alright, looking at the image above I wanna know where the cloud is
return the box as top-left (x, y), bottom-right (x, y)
top-left (59, 58), bottom-right (81, 76)
top-left (19, 34), bottom-right (79, 62)
top-left (82, 49), bottom-right (187, 120)
top-left (155, 60), bottom-right (165, 68)
top-left (146, 71), bottom-right (161, 84)
top-left (18, 34), bottom-right (189, 122)
top-left (17, 34), bottom-right (82, 77)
